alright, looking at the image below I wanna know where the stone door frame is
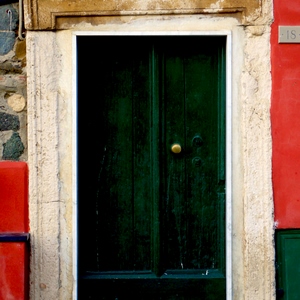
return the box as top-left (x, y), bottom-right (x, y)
top-left (27, 15), bottom-right (274, 299)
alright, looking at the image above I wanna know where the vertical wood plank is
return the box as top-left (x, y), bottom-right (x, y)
top-left (163, 40), bottom-right (187, 270)
top-left (150, 43), bottom-right (162, 276)
top-left (132, 42), bottom-right (152, 271)
top-left (185, 44), bottom-right (219, 270)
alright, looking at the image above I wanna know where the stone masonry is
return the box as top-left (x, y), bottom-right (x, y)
top-left (0, 3), bottom-right (27, 161)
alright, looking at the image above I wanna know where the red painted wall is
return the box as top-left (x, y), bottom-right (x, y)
top-left (272, 1), bottom-right (300, 228)
top-left (0, 162), bottom-right (28, 232)
top-left (0, 243), bottom-right (29, 300)
top-left (0, 162), bottom-right (29, 300)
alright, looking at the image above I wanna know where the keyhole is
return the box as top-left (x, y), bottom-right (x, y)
top-left (192, 157), bottom-right (202, 167)
top-left (192, 135), bottom-right (203, 147)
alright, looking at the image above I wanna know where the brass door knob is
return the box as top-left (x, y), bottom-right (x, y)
top-left (171, 143), bottom-right (182, 154)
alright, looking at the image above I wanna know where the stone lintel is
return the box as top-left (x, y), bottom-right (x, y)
top-left (24, 0), bottom-right (261, 30)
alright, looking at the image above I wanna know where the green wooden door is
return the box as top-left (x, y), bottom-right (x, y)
top-left (276, 230), bottom-right (300, 299)
top-left (77, 36), bottom-right (226, 299)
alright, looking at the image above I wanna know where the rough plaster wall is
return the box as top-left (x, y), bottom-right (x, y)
top-left (27, 31), bottom-right (72, 299)
top-left (240, 26), bottom-right (275, 299)
top-left (56, 30), bottom-right (74, 299)
top-left (240, 1), bottom-right (275, 298)
top-left (27, 30), bottom-right (74, 299)
top-left (26, 2), bottom-right (274, 298)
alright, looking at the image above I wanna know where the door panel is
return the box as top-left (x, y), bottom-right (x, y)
top-left (78, 40), bottom-right (153, 272)
top-left (162, 43), bottom-right (225, 272)
top-left (77, 36), bottom-right (226, 299)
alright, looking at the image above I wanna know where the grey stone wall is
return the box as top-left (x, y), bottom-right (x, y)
top-left (0, 3), bottom-right (27, 161)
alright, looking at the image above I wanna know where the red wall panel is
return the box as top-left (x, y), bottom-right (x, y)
top-left (0, 162), bottom-right (29, 299)
top-left (272, 1), bottom-right (300, 228)
top-left (0, 242), bottom-right (29, 300)
top-left (0, 162), bottom-right (28, 232)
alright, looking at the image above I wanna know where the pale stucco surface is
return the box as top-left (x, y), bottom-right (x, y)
top-left (26, 2), bottom-right (274, 298)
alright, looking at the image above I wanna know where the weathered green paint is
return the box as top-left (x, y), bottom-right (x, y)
top-left (77, 36), bottom-right (226, 299)
top-left (276, 230), bottom-right (300, 299)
